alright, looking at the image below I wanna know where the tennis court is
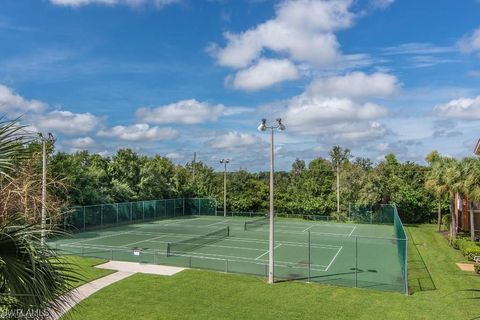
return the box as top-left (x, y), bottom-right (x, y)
top-left (51, 201), bottom-right (408, 294)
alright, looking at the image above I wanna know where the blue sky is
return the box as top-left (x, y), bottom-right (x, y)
top-left (1, 0), bottom-right (480, 171)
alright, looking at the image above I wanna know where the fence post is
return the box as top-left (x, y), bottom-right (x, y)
top-left (183, 198), bottom-right (185, 216)
top-left (83, 207), bottom-right (86, 232)
top-left (116, 203), bottom-right (119, 225)
top-left (308, 231), bottom-right (311, 283)
top-left (404, 238), bottom-right (409, 295)
top-left (130, 202), bottom-right (133, 222)
top-left (355, 236), bottom-right (358, 288)
top-left (101, 205), bottom-right (103, 227)
top-left (142, 201), bottom-right (145, 220)
top-left (154, 200), bottom-right (157, 220)
top-left (164, 200), bottom-right (167, 217)
top-left (198, 198), bottom-right (201, 215)
top-left (189, 256), bottom-right (192, 268)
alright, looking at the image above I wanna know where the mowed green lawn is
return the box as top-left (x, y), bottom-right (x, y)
top-left (62, 256), bottom-right (114, 288)
top-left (64, 225), bottom-right (480, 320)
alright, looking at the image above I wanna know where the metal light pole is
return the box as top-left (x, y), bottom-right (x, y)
top-left (258, 118), bottom-right (285, 284)
top-left (39, 132), bottom-right (55, 246)
top-left (220, 159), bottom-right (229, 217)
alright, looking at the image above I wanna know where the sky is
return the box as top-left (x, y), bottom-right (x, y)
top-left (1, 0), bottom-right (480, 171)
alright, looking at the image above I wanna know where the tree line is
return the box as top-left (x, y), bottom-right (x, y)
top-left (44, 145), bottom-right (470, 224)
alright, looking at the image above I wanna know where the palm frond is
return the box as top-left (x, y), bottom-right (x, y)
top-left (0, 116), bottom-right (33, 179)
top-left (0, 216), bottom-right (82, 318)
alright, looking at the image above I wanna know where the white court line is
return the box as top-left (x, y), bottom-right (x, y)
top-left (58, 243), bottom-right (330, 270)
top-left (325, 246), bottom-right (343, 271)
top-left (65, 231), bottom-right (134, 246)
top-left (348, 225), bottom-right (357, 237)
top-left (302, 225), bottom-right (313, 232)
top-left (255, 244), bottom-right (282, 260)
top-left (205, 220), bottom-right (226, 227)
top-left (112, 230), bottom-right (342, 249)
top-left (123, 235), bottom-right (169, 248)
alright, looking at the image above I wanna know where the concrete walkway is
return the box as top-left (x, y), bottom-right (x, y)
top-left (96, 260), bottom-right (185, 276)
top-left (51, 261), bottom-right (185, 319)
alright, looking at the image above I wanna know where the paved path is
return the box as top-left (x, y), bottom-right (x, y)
top-left (51, 261), bottom-right (185, 319)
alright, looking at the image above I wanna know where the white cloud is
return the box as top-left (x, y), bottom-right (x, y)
top-left (282, 72), bottom-right (391, 142)
top-left (0, 84), bottom-right (46, 115)
top-left (211, 0), bottom-right (354, 68)
top-left (210, 131), bottom-right (262, 150)
top-left (36, 110), bottom-right (102, 135)
top-left (329, 121), bottom-right (387, 142)
top-left (50, 0), bottom-right (180, 8)
top-left (166, 152), bottom-right (182, 160)
top-left (306, 72), bottom-right (398, 98)
top-left (222, 107), bottom-right (256, 116)
top-left (230, 59), bottom-right (300, 91)
top-left (383, 42), bottom-right (455, 55)
top-left (458, 27), bottom-right (480, 53)
top-left (136, 99), bottom-right (225, 124)
top-left (434, 96), bottom-right (480, 120)
top-left (66, 136), bottom-right (96, 149)
top-left (370, 0), bottom-right (394, 9)
top-left (284, 96), bottom-right (387, 131)
top-left (97, 124), bottom-right (177, 141)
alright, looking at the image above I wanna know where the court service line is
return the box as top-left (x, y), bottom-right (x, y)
top-left (325, 246), bottom-right (343, 271)
top-left (255, 244), bottom-right (282, 260)
top-left (65, 231), bottom-right (134, 246)
top-left (123, 234), bottom-right (169, 248)
top-left (348, 225), bottom-right (357, 237)
top-left (205, 220), bottom-right (227, 227)
top-left (107, 231), bottom-right (342, 249)
top-left (172, 251), bottom-right (328, 270)
top-left (302, 225), bottom-right (313, 232)
top-left (57, 243), bottom-right (331, 270)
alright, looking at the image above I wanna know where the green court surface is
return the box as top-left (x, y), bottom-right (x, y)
top-left (51, 215), bottom-right (407, 293)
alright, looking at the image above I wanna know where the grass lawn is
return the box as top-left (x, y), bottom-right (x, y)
top-left (65, 225), bottom-right (480, 320)
top-left (61, 256), bottom-right (114, 288)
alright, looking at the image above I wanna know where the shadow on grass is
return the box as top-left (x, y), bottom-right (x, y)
top-left (406, 227), bottom-right (437, 294)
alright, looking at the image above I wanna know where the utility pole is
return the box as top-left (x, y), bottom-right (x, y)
top-left (192, 152), bottom-right (196, 179)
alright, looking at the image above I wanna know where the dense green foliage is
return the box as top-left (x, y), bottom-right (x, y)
top-left (64, 225), bottom-right (480, 320)
top-left (46, 145), bottom-right (480, 224)
top-left (453, 237), bottom-right (480, 261)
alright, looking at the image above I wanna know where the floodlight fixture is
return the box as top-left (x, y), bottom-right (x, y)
top-left (258, 118), bottom-right (267, 132)
top-left (276, 118), bottom-right (285, 131)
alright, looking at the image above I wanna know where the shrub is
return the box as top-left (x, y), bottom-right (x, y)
top-left (453, 238), bottom-right (480, 261)
top-left (475, 263), bottom-right (480, 275)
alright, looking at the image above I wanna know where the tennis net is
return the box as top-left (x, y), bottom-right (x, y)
top-left (244, 215), bottom-right (268, 231)
top-left (166, 226), bottom-right (230, 256)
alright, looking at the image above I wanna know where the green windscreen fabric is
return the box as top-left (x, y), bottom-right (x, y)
top-left (62, 198), bottom-right (216, 232)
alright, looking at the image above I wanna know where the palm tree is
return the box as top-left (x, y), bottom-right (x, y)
top-left (425, 151), bottom-right (459, 239)
top-left (0, 116), bottom-right (30, 178)
top-left (425, 151), bottom-right (450, 232)
top-left (461, 157), bottom-right (480, 241)
top-left (445, 158), bottom-right (461, 240)
top-left (0, 117), bottom-right (79, 318)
